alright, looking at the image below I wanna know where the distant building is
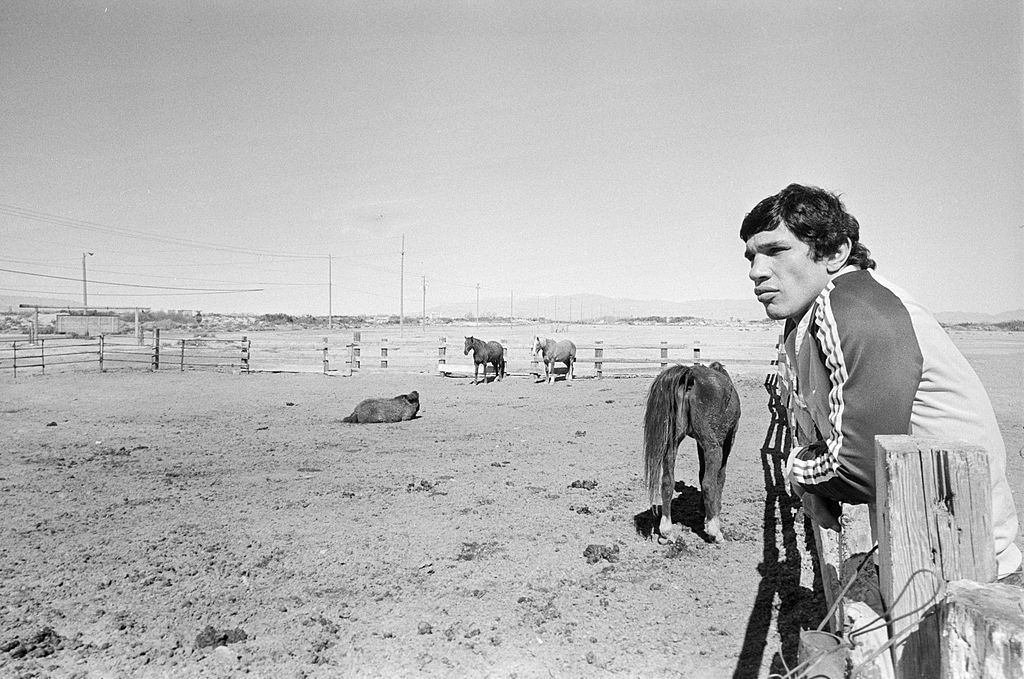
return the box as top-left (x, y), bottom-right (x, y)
top-left (56, 314), bottom-right (121, 336)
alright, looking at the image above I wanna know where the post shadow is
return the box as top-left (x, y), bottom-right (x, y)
top-left (732, 374), bottom-right (827, 679)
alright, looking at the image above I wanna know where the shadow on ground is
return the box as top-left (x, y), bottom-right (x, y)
top-left (732, 374), bottom-right (827, 679)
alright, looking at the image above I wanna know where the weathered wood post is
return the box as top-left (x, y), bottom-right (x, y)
top-left (437, 336), bottom-right (446, 371)
top-left (941, 579), bottom-right (1024, 678)
top-left (322, 337), bottom-right (329, 374)
top-left (134, 308), bottom-right (142, 345)
top-left (39, 338), bottom-right (45, 375)
top-left (660, 340), bottom-right (668, 369)
top-left (693, 341), bottom-right (701, 363)
top-left (241, 336), bottom-right (250, 373)
top-left (380, 338), bottom-right (388, 368)
top-left (179, 338), bottom-right (186, 371)
top-left (98, 335), bottom-right (104, 372)
top-left (875, 435), bottom-right (995, 678)
top-left (594, 340), bottom-right (603, 378)
top-left (12, 341), bottom-right (17, 378)
top-left (501, 339), bottom-right (509, 378)
top-left (152, 329), bottom-right (160, 371)
top-left (350, 332), bottom-right (361, 375)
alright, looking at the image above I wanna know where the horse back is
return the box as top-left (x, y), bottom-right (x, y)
top-left (683, 364), bottom-right (740, 437)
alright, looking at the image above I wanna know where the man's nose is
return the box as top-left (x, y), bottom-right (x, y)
top-left (748, 255), bottom-right (769, 282)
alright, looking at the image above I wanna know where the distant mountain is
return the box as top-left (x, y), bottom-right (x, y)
top-left (934, 309), bottom-right (1024, 324)
top-left (427, 293), bottom-right (768, 322)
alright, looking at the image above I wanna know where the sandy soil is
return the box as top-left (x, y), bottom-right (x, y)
top-left (1, 331), bottom-right (1020, 679)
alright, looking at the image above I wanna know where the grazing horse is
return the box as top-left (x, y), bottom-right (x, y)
top-left (643, 362), bottom-right (740, 543)
top-left (532, 336), bottom-right (576, 384)
top-left (342, 391), bottom-right (420, 423)
top-left (463, 336), bottom-right (505, 384)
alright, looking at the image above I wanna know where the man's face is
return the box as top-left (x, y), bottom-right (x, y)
top-left (744, 223), bottom-right (832, 321)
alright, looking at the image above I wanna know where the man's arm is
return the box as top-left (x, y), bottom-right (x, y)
top-left (788, 273), bottom-right (922, 504)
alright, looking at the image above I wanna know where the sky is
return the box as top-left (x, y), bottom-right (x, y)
top-left (1, 1), bottom-right (1022, 317)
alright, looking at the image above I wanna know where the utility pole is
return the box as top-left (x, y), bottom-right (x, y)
top-left (328, 254), bottom-right (333, 329)
top-left (400, 235), bottom-right (405, 338)
top-left (82, 252), bottom-right (93, 309)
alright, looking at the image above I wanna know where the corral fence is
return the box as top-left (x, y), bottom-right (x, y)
top-left (351, 334), bottom-right (778, 377)
top-left (0, 330), bottom-right (251, 376)
top-left (770, 346), bottom-right (1024, 678)
top-left (1, 328), bottom-right (780, 378)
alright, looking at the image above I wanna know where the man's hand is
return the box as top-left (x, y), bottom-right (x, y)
top-left (794, 486), bottom-right (842, 531)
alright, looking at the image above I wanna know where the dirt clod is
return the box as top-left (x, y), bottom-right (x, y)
top-left (194, 626), bottom-right (248, 649)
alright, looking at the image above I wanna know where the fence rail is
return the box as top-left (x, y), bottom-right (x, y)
top-left (0, 331), bottom-right (251, 376)
top-left (1, 330), bottom-right (780, 377)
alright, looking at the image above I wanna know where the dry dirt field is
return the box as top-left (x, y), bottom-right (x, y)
top-left (2, 329), bottom-right (1021, 679)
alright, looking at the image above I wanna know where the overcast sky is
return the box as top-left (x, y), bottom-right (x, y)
top-left (2, 1), bottom-right (1022, 316)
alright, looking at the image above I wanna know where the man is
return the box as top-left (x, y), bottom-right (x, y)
top-left (740, 183), bottom-right (1022, 583)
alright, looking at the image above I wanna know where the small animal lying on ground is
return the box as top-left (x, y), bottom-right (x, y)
top-left (341, 391), bottom-right (420, 423)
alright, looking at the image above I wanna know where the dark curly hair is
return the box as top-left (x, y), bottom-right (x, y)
top-left (740, 184), bottom-right (876, 270)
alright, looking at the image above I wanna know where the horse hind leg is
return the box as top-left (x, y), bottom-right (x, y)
top-left (697, 441), bottom-right (725, 542)
top-left (657, 442), bottom-right (680, 543)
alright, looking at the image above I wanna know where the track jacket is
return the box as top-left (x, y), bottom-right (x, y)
top-left (782, 267), bottom-right (1021, 578)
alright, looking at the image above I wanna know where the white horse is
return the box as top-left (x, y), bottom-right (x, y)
top-left (532, 336), bottom-right (576, 384)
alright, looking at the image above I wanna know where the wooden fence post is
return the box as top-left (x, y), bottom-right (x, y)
top-left (941, 580), bottom-right (1024, 678)
top-left (12, 341), bottom-right (17, 378)
top-left (660, 341), bottom-right (668, 368)
top-left (39, 338), bottom-right (45, 375)
top-left (437, 336), bottom-right (446, 370)
top-left (501, 339), bottom-right (508, 377)
top-left (152, 329), bottom-right (160, 371)
top-left (350, 333), bottom-right (361, 374)
top-left (594, 340), bottom-right (603, 378)
top-left (98, 336), bottom-right (104, 372)
top-left (875, 435), bottom-right (995, 677)
top-left (180, 338), bottom-right (186, 371)
top-left (322, 337), bottom-right (329, 374)
top-left (241, 336), bottom-right (250, 373)
top-left (693, 341), bottom-right (701, 363)
top-left (380, 338), bottom-right (388, 368)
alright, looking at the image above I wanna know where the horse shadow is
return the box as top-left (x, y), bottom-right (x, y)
top-left (633, 482), bottom-right (710, 542)
top-left (533, 366), bottom-right (572, 383)
top-left (731, 374), bottom-right (827, 679)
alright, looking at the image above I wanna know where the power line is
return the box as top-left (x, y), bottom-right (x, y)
top-left (0, 266), bottom-right (263, 292)
top-left (0, 203), bottom-right (327, 260)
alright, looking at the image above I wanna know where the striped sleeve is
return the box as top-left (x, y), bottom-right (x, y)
top-left (789, 272), bottom-right (922, 503)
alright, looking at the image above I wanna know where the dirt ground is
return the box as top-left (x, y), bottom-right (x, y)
top-left (1, 331), bottom-right (1021, 678)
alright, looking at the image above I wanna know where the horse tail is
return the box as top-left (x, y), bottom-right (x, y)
top-left (643, 365), bottom-right (690, 505)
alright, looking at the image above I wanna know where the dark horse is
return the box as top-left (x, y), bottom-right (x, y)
top-left (463, 336), bottom-right (506, 385)
top-left (532, 336), bottom-right (576, 383)
top-left (643, 362), bottom-right (740, 543)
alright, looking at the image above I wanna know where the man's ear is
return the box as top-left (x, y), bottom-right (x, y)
top-left (825, 238), bottom-right (852, 273)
